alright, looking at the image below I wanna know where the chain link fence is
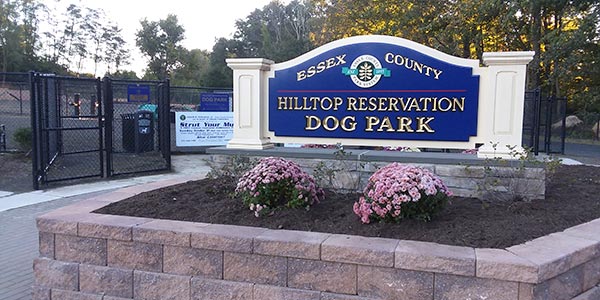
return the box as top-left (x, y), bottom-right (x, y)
top-left (106, 79), bottom-right (170, 176)
top-left (0, 72), bottom-right (30, 151)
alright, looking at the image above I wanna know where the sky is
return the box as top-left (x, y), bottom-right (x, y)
top-left (51, 0), bottom-right (286, 75)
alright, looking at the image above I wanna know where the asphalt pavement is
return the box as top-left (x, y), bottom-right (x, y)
top-left (0, 154), bottom-right (211, 300)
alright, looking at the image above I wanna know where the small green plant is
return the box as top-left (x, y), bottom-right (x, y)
top-left (476, 142), bottom-right (561, 202)
top-left (13, 127), bottom-right (32, 152)
top-left (353, 163), bottom-right (452, 223)
top-left (236, 157), bottom-right (324, 217)
top-left (205, 155), bottom-right (258, 180)
top-left (311, 143), bottom-right (365, 192)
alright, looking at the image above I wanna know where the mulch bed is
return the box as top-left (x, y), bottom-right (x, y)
top-left (95, 165), bottom-right (600, 248)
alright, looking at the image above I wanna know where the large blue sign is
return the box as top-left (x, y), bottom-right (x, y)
top-left (127, 85), bottom-right (150, 103)
top-left (199, 93), bottom-right (231, 112)
top-left (269, 43), bottom-right (479, 141)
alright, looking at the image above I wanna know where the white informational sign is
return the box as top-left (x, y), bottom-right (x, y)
top-left (175, 112), bottom-right (234, 146)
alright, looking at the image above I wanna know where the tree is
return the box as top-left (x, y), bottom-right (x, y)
top-left (202, 38), bottom-right (241, 87)
top-left (233, 0), bottom-right (316, 62)
top-left (136, 14), bottom-right (185, 80)
top-left (171, 49), bottom-right (210, 86)
top-left (103, 25), bottom-right (131, 75)
top-left (0, 0), bottom-right (47, 72)
top-left (311, 0), bottom-right (600, 115)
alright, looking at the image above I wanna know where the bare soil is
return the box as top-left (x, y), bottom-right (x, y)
top-left (0, 152), bottom-right (32, 193)
top-left (96, 165), bottom-right (600, 248)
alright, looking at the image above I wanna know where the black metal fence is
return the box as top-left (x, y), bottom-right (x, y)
top-left (522, 89), bottom-right (568, 155)
top-left (30, 74), bottom-right (171, 189)
top-left (30, 74), bottom-right (104, 187)
top-left (104, 78), bottom-right (171, 177)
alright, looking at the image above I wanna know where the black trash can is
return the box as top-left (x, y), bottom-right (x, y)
top-left (121, 110), bottom-right (154, 153)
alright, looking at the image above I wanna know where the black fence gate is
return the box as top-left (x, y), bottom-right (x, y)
top-left (104, 78), bottom-right (171, 177)
top-left (523, 88), bottom-right (567, 155)
top-left (31, 74), bottom-right (171, 189)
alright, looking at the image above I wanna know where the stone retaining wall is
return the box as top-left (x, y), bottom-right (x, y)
top-left (206, 147), bottom-right (547, 199)
top-left (33, 177), bottom-right (600, 300)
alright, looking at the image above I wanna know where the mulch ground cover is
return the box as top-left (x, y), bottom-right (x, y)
top-left (96, 165), bottom-right (600, 248)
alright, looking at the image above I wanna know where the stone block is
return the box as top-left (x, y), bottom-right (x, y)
top-left (254, 229), bottom-right (330, 259)
top-left (50, 289), bottom-right (103, 300)
top-left (31, 285), bottom-right (50, 300)
top-left (395, 240), bottom-right (475, 276)
top-left (507, 232), bottom-right (599, 282)
top-left (191, 277), bottom-right (253, 300)
top-left (583, 257), bottom-right (600, 291)
top-left (253, 284), bottom-right (321, 300)
top-left (163, 245), bottom-right (222, 278)
top-left (133, 270), bottom-right (191, 300)
top-left (39, 232), bottom-right (54, 258)
top-left (357, 265), bottom-right (433, 300)
top-left (55, 234), bottom-right (107, 265)
top-left (563, 219), bottom-right (600, 242)
top-left (33, 258), bottom-right (78, 291)
top-left (434, 274), bottom-right (519, 300)
top-left (79, 264), bottom-right (133, 298)
top-left (107, 240), bottom-right (162, 272)
top-left (475, 248), bottom-right (538, 283)
top-left (288, 258), bottom-right (357, 294)
top-left (572, 285), bottom-right (600, 300)
top-left (322, 234), bottom-right (398, 267)
top-left (320, 293), bottom-right (378, 300)
top-left (438, 176), bottom-right (478, 190)
top-left (530, 265), bottom-right (585, 300)
top-left (518, 283), bottom-right (534, 300)
top-left (133, 219), bottom-right (208, 247)
top-left (223, 252), bottom-right (287, 286)
top-left (191, 224), bottom-right (267, 253)
top-left (78, 214), bottom-right (150, 241)
top-left (36, 215), bottom-right (79, 235)
top-left (449, 187), bottom-right (476, 198)
top-left (436, 164), bottom-right (485, 178)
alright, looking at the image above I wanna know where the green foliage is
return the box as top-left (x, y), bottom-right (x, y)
top-left (311, 143), bottom-right (365, 192)
top-left (205, 155), bottom-right (258, 180)
top-left (476, 143), bottom-right (561, 203)
top-left (13, 127), bottom-right (31, 151)
top-left (135, 14), bottom-right (185, 80)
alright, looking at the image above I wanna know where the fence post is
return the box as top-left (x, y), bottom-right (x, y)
top-left (29, 71), bottom-right (39, 190)
top-left (160, 79), bottom-right (171, 170)
top-left (103, 77), bottom-right (113, 177)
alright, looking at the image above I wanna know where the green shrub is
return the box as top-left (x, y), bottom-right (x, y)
top-left (13, 127), bottom-right (32, 151)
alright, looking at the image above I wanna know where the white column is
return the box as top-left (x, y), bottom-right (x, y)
top-left (226, 58), bottom-right (274, 149)
top-left (477, 51), bottom-right (535, 159)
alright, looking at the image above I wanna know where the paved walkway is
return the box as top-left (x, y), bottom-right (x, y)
top-left (0, 155), bottom-right (211, 300)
